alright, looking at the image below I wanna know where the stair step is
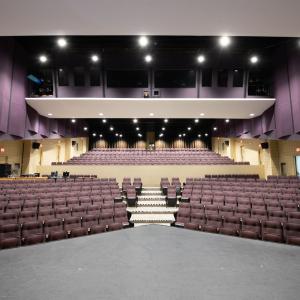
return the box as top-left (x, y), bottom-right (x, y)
top-left (130, 213), bottom-right (175, 223)
top-left (127, 207), bottom-right (178, 214)
top-left (136, 200), bottom-right (166, 206)
top-left (138, 195), bottom-right (166, 200)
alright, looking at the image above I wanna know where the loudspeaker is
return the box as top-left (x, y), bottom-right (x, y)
top-left (261, 142), bottom-right (269, 149)
top-left (224, 141), bottom-right (230, 146)
top-left (0, 164), bottom-right (11, 177)
top-left (32, 142), bottom-right (40, 149)
top-left (72, 141), bottom-right (76, 146)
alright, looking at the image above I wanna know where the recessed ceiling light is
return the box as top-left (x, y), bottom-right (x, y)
top-left (99, 134), bottom-right (103, 137)
top-left (39, 55), bottom-right (48, 63)
top-left (249, 113), bottom-right (255, 117)
top-left (159, 133), bottom-right (164, 137)
top-left (194, 119), bottom-right (199, 123)
top-left (250, 55), bottom-right (259, 64)
top-left (57, 38), bottom-right (67, 48)
top-left (178, 134), bottom-right (182, 138)
top-left (47, 113), bottom-right (53, 116)
top-left (197, 55), bottom-right (205, 63)
top-left (92, 133), bottom-right (96, 137)
top-left (91, 54), bottom-right (99, 62)
top-left (164, 119), bottom-right (168, 123)
top-left (225, 119), bottom-right (230, 123)
top-left (109, 126), bottom-right (114, 131)
top-left (98, 113), bottom-right (103, 116)
top-left (200, 113), bottom-right (205, 117)
top-left (219, 36), bottom-right (231, 48)
top-left (136, 127), bottom-right (140, 131)
top-left (145, 54), bottom-right (152, 63)
top-left (198, 134), bottom-right (202, 138)
top-left (149, 113), bottom-right (154, 117)
top-left (83, 127), bottom-right (88, 131)
top-left (138, 133), bottom-right (142, 137)
top-left (138, 36), bottom-right (149, 47)
top-left (182, 133), bottom-right (186, 137)
top-left (102, 119), bottom-right (107, 123)
top-left (205, 133), bottom-right (208, 137)
top-left (119, 134), bottom-right (123, 138)
top-left (162, 127), bottom-right (165, 131)
top-left (133, 118), bottom-right (138, 123)
top-left (115, 133), bottom-right (119, 137)
top-left (71, 119), bottom-right (76, 123)
top-left (187, 127), bottom-right (191, 131)
top-left (213, 127), bottom-right (218, 131)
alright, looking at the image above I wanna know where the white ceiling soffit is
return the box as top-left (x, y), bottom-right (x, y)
top-left (25, 98), bottom-right (275, 119)
top-left (1, 0), bottom-right (300, 37)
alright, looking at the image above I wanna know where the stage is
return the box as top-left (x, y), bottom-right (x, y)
top-left (0, 225), bottom-right (299, 300)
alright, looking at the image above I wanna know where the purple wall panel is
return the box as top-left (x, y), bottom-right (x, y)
top-left (235, 120), bottom-right (244, 137)
top-left (57, 87), bottom-right (103, 98)
top-left (38, 116), bottom-right (50, 137)
top-left (58, 120), bottom-right (66, 136)
top-left (288, 53), bottom-right (300, 133)
top-left (261, 105), bottom-right (276, 134)
top-left (274, 62), bottom-right (294, 138)
top-left (25, 105), bottom-right (39, 133)
top-left (50, 119), bottom-right (58, 134)
top-left (7, 44), bottom-right (27, 137)
top-left (242, 119), bottom-right (251, 134)
top-left (251, 116), bottom-right (262, 137)
top-left (159, 88), bottom-right (197, 98)
top-left (200, 87), bottom-right (244, 98)
top-left (105, 88), bottom-right (145, 98)
top-left (0, 39), bottom-right (14, 133)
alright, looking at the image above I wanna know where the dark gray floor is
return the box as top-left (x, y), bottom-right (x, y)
top-left (0, 225), bottom-right (300, 300)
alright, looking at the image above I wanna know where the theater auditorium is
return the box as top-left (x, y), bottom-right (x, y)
top-left (0, 1), bottom-right (300, 299)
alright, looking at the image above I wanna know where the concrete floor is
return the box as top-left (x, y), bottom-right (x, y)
top-left (0, 225), bottom-right (300, 300)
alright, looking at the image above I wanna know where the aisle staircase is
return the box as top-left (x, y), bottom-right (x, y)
top-left (127, 187), bottom-right (177, 226)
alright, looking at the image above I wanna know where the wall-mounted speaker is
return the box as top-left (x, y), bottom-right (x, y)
top-left (224, 141), bottom-right (230, 146)
top-left (32, 142), bottom-right (40, 149)
top-left (261, 142), bottom-right (269, 149)
top-left (153, 90), bottom-right (160, 97)
top-left (72, 141), bottom-right (76, 146)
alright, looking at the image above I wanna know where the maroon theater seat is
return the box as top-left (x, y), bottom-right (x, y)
top-left (219, 216), bottom-right (241, 236)
top-left (70, 227), bottom-right (88, 238)
top-left (90, 224), bottom-right (106, 234)
top-left (262, 221), bottom-right (283, 243)
top-left (108, 223), bottom-right (123, 231)
top-left (184, 223), bottom-right (199, 230)
top-left (44, 219), bottom-right (63, 236)
top-left (82, 215), bottom-right (99, 229)
top-left (284, 223), bottom-right (300, 245)
top-left (240, 218), bottom-right (261, 239)
top-left (202, 215), bottom-right (222, 233)
top-left (22, 233), bottom-right (45, 246)
top-left (64, 216), bottom-right (82, 233)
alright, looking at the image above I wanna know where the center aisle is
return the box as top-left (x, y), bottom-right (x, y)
top-left (127, 187), bottom-right (177, 226)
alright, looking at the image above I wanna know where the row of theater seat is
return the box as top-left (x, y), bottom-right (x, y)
top-left (0, 178), bottom-right (131, 250)
top-left (174, 176), bottom-right (300, 245)
top-left (60, 148), bottom-right (246, 165)
top-left (0, 221), bottom-right (124, 250)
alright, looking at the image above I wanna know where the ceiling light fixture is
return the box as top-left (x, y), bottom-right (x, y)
top-left (99, 134), bottom-right (103, 137)
top-left (98, 113), bottom-right (103, 116)
top-left (205, 133), bottom-right (208, 137)
top-left (194, 119), bottom-right (199, 123)
top-left (162, 127), bottom-right (165, 131)
top-left (83, 127), bottom-right (88, 131)
top-left (39, 55), bottom-right (48, 63)
top-left (225, 119), bottom-right (230, 123)
top-left (149, 113), bottom-right (154, 117)
top-left (57, 38), bottom-right (67, 48)
top-left (164, 119), bottom-right (168, 123)
top-left (145, 54), bottom-right (152, 63)
top-left (200, 113), bottom-right (205, 117)
top-left (136, 127), bottom-right (140, 131)
top-left (119, 134), bottom-right (123, 138)
top-left (187, 127), bottom-right (191, 131)
top-left (219, 36), bottom-right (231, 48)
top-left (249, 113), bottom-right (255, 117)
top-left (159, 133), bottom-right (164, 138)
top-left (47, 113), bottom-right (53, 116)
top-left (133, 118), bottom-right (138, 123)
top-left (91, 54), bottom-right (99, 62)
top-left (213, 127), bottom-right (218, 131)
top-left (92, 133), bottom-right (96, 137)
top-left (178, 134), bottom-right (182, 138)
top-left (250, 55), bottom-right (259, 64)
top-left (71, 119), bottom-right (76, 123)
top-left (197, 55), bottom-right (206, 63)
top-left (138, 36), bottom-right (149, 47)
top-left (102, 119), bottom-right (107, 123)
top-left (198, 134), bottom-right (202, 138)
top-left (109, 126), bottom-right (114, 131)
top-left (182, 133), bottom-right (186, 137)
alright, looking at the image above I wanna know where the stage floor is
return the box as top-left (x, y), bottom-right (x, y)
top-left (0, 225), bottom-right (300, 300)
